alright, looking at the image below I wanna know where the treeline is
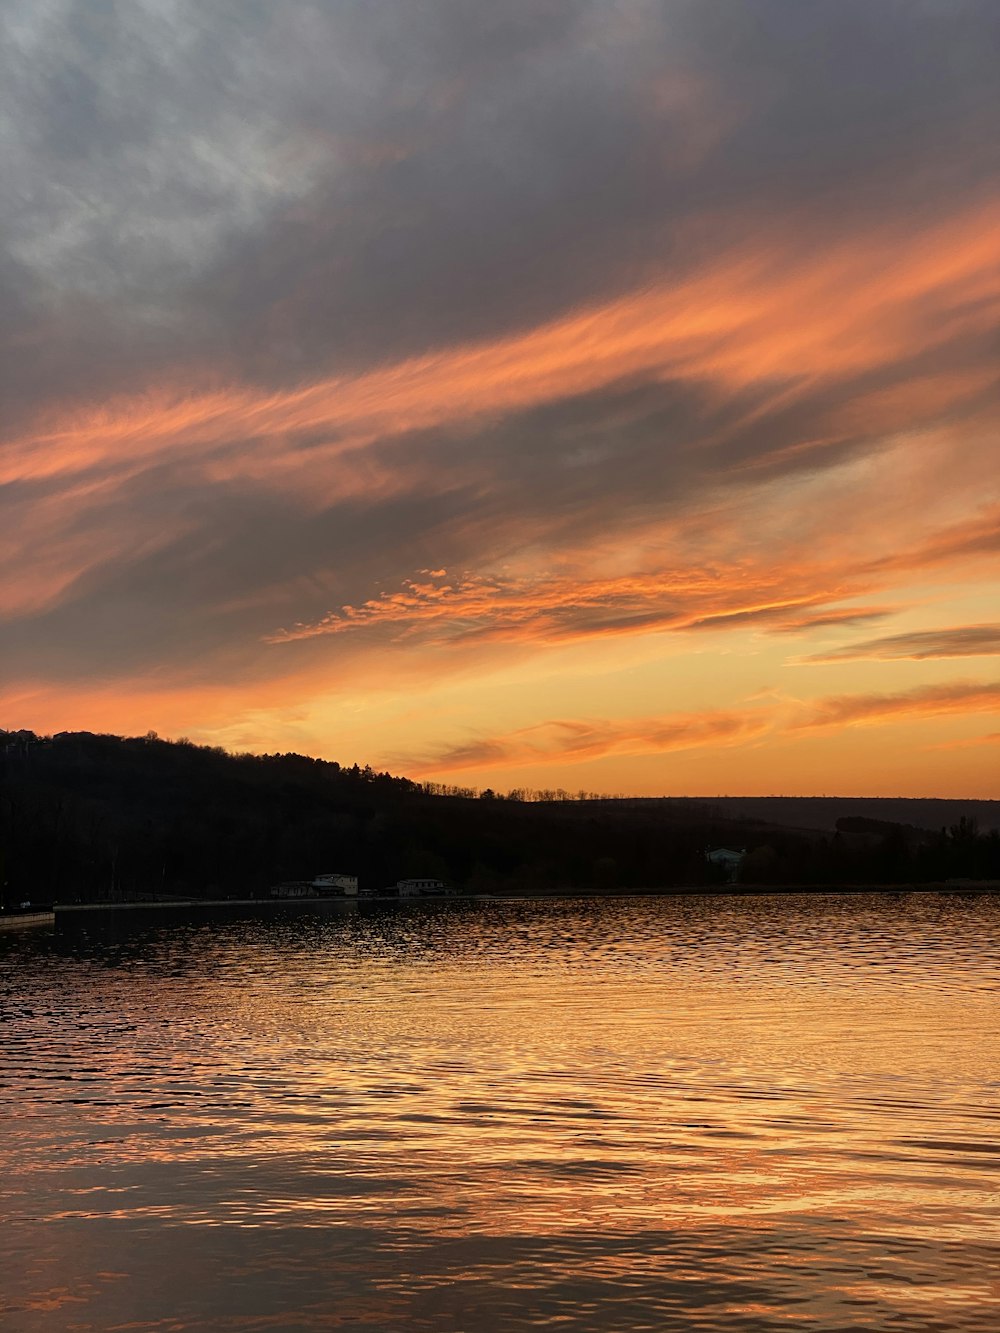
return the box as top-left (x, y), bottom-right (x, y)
top-left (419, 782), bottom-right (628, 802)
top-left (1, 728), bottom-right (998, 905)
top-left (738, 815), bottom-right (1000, 886)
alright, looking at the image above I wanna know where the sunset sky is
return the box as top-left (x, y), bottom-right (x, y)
top-left (2, 1), bottom-right (998, 796)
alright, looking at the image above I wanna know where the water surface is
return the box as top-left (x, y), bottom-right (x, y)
top-left (2, 894), bottom-right (999, 1330)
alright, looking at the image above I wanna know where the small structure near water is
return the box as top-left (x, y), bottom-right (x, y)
top-left (394, 878), bottom-right (451, 897)
top-left (271, 872), bottom-right (359, 899)
top-left (271, 874), bottom-right (453, 899)
top-left (705, 847), bottom-right (746, 883)
top-left (311, 873), bottom-right (358, 896)
top-left (271, 882), bottom-right (317, 899)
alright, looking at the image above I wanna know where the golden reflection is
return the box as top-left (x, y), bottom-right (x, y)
top-left (3, 895), bottom-right (999, 1328)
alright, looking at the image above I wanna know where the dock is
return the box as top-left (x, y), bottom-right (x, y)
top-left (0, 911), bottom-right (56, 932)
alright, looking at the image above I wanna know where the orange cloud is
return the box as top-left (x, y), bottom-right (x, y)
top-left (794, 680), bottom-right (1000, 732)
top-left (6, 199), bottom-right (998, 497)
top-left (264, 564), bottom-right (878, 649)
top-left (688, 605), bottom-right (895, 635)
top-left (868, 501), bottom-right (1000, 575)
top-left (402, 679), bottom-right (1000, 780)
top-left (407, 709), bottom-right (768, 776)
top-left (934, 731), bottom-right (1000, 750)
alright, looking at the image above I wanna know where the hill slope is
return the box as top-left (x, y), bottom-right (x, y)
top-left (2, 730), bottom-right (997, 903)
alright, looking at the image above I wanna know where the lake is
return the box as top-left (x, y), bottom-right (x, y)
top-left (2, 894), bottom-right (998, 1331)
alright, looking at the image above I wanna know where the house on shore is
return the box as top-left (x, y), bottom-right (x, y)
top-left (271, 872), bottom-right (359, 899)
top-left (311, 873), bottom-right (358, 896)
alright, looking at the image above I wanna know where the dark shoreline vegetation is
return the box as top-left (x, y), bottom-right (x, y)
top-left (2, 728), bottom-right (998, 907)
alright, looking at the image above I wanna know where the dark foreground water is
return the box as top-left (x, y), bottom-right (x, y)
top-left (1, 894), bottom-right (998, 1332)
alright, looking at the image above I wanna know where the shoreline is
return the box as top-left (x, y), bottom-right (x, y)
top-left (46, 880), bottom-right (1000, 918)
top-left (4, 885), bottom-right (994, 933)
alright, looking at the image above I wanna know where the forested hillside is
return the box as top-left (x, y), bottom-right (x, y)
top-left (2, 729), bottom-right (998, 904)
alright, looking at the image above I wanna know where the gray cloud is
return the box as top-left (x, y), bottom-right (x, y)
top-left (4, 1), bottom-right (997, 380)
top-left (192, 0), bottom-right (1000, 380)
top-left (806, 624), bottom-right (1000, 664)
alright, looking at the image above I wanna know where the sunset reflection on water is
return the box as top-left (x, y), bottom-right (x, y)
top-left (2, 894), bottom-right (998, 1330)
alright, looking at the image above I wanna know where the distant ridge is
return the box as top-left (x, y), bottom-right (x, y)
top-left (632, 796), bottom-right (1000, 834)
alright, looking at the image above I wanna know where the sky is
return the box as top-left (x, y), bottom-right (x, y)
top-left (2, 0), bottom-right (998, 797)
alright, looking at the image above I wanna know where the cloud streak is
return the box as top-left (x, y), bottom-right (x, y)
top-left (7, 197), bottom-right (999, 491)
top-left (407, 709), bottom-right (769, 777)
top-left (265, 564), bottom-right (892, 653)
top-left (410, 679), bottom-right (1000, 778)
top-left (794, 681), bottom-right (1000, 732)
top-left (806, 624), bottom-right (1000, 664)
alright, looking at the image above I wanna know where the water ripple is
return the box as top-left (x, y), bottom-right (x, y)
top-left (1, 893), bottom-right (999, 1330)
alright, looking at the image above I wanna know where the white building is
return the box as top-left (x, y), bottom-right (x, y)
top-left (311, 873), bottom-right (359, 896)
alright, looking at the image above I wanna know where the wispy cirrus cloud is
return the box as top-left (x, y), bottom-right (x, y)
top-left (866, 501), bottom-right (1000, 575)
top-left (409, 679), bottom-right (1000, 778)
top-left (406, 709), bottom-right (769, 777)
top-left (7, 196), bottom-right (999, 495)
top-left (264, 564), bottom-right (885, 649)
top-left (805, 624), bottom-right (1000, 664)
top-left (793, 680), bottom-right (1000, 732)
top-left (687, 604), bottom-right (895, 635)
top-left (768, 607), bottom-right (896, 635)
top-left (934, 731), bottom-right (1000, 750)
